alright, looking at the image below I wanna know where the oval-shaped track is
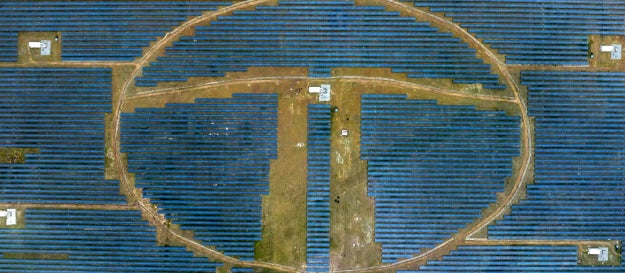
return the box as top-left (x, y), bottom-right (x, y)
top-left (110, 1), bottom-right (533, 272)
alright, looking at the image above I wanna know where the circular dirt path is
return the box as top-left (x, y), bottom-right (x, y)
top-left (110, 1), bottom-right (533, 272)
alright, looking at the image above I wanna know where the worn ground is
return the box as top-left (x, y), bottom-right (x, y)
top-left (578, 242), bottom-right (622, 266)
top-left (256, 86), bottom-right (313, 272)
top-left (328, 81), bottom-right (380, 271)
top-left (17, 32), bottom-right (62, 63)
top-left (0, 148), bottom-right (38, 164)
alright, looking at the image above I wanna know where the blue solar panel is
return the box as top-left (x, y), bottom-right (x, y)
top-left (398, 245), bottom-right (625, 272)
top-left (408, 0), bottom-right (625, 66)
top-left (121, 93), bottom-right (278, 260)
top-left (0, 67), bottom-right (125, 204)
top-left (0, 1), bottom-right (231, 62)
top-left (361, 94), bottom-right (520, 263)
top-left (0, 209), bottom-right (222, 272)
top-left (488, 71), bottom-right (625, 241)
top-left (306, 104), bottom-right (331, 272)
top-left (136, 1), bottom-right (504, 90)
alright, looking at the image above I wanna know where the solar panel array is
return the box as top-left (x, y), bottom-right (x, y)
top-left (0, 1), bottom-right (230, 62)
top-left (489, 71), bottom-right (625, 241)
top-left (306, 104), bottom-right (332, 272)
top-left (0, 209), bottom-right (222, 273)
top-left (121, 93), bottom-right (278, 260)
top-left (2, 1), bottom-right (624, 272)
top-left (136, 0), bottom-right (504, 89)
top-left (0, 67), bottom-right (125, 204)
top-left (361, 94), bottom-right (520, 263)
top-left (398, 245), bottom-right (625, 273)
top-left (407, 0), bottom-right (625, 65)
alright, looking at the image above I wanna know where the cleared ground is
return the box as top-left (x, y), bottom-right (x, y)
top-left (256, 87), bottom-right (312, 271)
top-left (17, 32), bottom-right (62, 63)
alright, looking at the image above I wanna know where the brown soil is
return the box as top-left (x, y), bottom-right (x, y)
top-left (2, 252), bottom-right (68, 260)
top-left (328, 81), bottom-right (381, 271)
top-left (256, 89), bottom-right (313, 271)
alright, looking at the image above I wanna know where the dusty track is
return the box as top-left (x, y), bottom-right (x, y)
top-left (128, 75), bottom-right (516, 103)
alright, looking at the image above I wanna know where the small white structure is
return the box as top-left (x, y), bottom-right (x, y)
top-left (588, 247), bottom-right (609, 262)
top-left (319, 84), bottom-right (331, 102)
top-left (611, 44), bottom-right (622, 60)
top-left (27, 40), bottom-right (51, 56)
top-left (600, 44), bottom-right (621, 60)
top-left (40, 40), bottom-right (51, 56)
top-left (28, 42), bottom-right (43, 49)
top-left (309, 84), bottom-right (332, 102)
top-left (6, 209), bottom-right (16, 225)
top-left (341, 129), bottom-right (349, 137)
top-left (0, 209), bottom-right (16, 226)
top-left (308, 87), bottom-right (323, 94)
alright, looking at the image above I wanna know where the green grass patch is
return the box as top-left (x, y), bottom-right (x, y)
top-left (0, 148), bottom-right (38, 164)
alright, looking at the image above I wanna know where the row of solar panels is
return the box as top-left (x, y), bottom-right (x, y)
top-left (399, 245), bottom-right (625, 272)
top-left (2, 66), bottom-right (623, 270)
top-left (0, 1), bottom-right (231, 62)
top-left (136, 0), bottom-right (504, 89)
top-left (0, 209), bottom-right (226, 273)
top-left (406, 0), bottom-right (625, 65)
top-left (0, 67), bottom-right (125, 205)
top-left (1, 0), bottom-right (614, 71)
top-left (121, 94), bottom-right (278, 260)
top-left (306, 104), bottom-right (332, 272)
top-left (0, 1), bottom-right (504, 89)
top-left (361, 94), bottom-right (520, 263)
top-left (488, 71), bottom-right (625, 241)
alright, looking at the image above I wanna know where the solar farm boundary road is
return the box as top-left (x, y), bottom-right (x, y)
top-left (127, 76), bottom-right (516, 103)
top-left (109, 0), bottom-right (531, 272)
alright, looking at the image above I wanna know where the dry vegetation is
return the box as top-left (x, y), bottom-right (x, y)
top-left (328, 81), bottom-right (381, 270)
top-left (0, 148), bottom-right (38, 164)
top-left (256, 89), bottom-right (313, 271)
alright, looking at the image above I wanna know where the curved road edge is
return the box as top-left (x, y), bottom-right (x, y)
top-left (110, 0), bottom-right (534, 272)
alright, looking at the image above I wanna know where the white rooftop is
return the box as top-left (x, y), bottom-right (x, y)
top-left (0, 209), bottom-right (16, 226)
top-left (611, 44), bottom-right (621, 60)
top-left (588, 247), bottom-right (609, 262)
top-left (319, 84), bottom-right (331, 102)
top-left (600, 44), bottom-right (621, 60)
top-left (308, 86), bottom-right (323, 94)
